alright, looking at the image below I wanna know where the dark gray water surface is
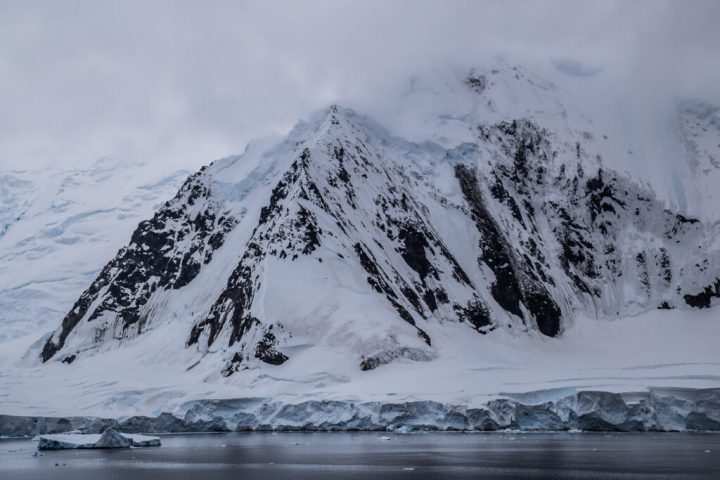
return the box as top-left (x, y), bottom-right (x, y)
top-left (1, 432), bottom-right (719, 479)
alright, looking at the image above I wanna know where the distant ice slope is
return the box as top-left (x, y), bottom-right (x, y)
top-left (675, 99), bottom-right (720, 221)
top-left (0, 159), bottom-right (189, 341)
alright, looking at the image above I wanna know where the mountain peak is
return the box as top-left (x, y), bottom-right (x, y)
top-left (35, 71), bottom-right (720, 387)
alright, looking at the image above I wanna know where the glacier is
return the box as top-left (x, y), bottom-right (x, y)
top-left (3, 387), bottom-right (719, 437)
top-left (0, 158), bottom-right (189, 341)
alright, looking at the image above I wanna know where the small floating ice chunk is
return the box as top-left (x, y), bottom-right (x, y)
top-left (379, 436), bottom-right (391, 441)
top-left (124, 433), bottom-right (161, 447)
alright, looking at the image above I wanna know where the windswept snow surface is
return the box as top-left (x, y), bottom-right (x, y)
top-left (1, 64), bottom-right (719, 422)
top-left (0, 158), bottom-right (189, 341)
top-left (1, 308), bottom-right (718, 418)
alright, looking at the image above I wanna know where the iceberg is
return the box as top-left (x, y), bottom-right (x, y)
top-left (37, 428), bottom-right (160, 450)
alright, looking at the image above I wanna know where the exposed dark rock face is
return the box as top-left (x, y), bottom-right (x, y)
top-left (188, 240), bottom-right (261, 349)
top-left (684, 278), bottom-right (720, 308)
top-left (455, 163), bottom-right (560, 337)
top-left (657, 248), bottom-right (672, 284)
top-left (61, 354), bottom-right (76, 364)
top-left (255, 330), bottom-right (289, 365)
top-left (465, 71), bottom-right (488, 94)
top-left (354, 242), bottom-right (420, 330)
top-left (41, 171), bottom-right (237, 362)
top-left (460, 116), bottom-right (720, 335)
top-left (359, 347), bottom-right (434, 371)
top-left (586, 169), bottom-right (625, 224)
top-left (454, 298), bottom-right (492, 332)
top-left (456, 165), bottom-right (524, 318)
top-left (397, 223), bottom-right (436, 281)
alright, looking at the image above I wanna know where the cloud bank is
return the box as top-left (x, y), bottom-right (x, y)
top-left (0, 0), bottom-right (718, 170)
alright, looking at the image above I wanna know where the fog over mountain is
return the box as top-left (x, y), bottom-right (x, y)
top-left (1, 0), bottom-right (718, 173)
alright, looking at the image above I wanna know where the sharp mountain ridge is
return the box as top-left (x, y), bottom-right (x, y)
top-left (37, 68), bottom-right (720, 382)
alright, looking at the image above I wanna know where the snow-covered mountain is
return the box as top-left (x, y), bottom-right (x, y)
top-left (36, 67), bottom-right (720, 377)
top-left (1, 64), bottom-right (719, 422)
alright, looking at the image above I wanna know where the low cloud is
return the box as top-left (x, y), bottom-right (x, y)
top-left (0, 0), bottom-right (717, 171)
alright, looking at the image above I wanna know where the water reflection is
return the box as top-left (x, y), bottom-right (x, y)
top-left (1, 432), bottom-right (718, 479)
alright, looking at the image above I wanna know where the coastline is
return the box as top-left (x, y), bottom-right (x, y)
top-left (3, 387), bottom-right (719, 437)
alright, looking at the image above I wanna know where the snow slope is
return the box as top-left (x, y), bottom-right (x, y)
top-left (1, 64), bottom-right (719, 421)
top-left (1, 307), bottom-right (718, 419)
top-left (0, 158), bottom-right (189, 341)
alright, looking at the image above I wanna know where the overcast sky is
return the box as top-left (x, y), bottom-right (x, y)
top-left (1, 0), bottom-right (718, 171)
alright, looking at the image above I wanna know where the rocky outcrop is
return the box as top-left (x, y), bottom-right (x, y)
top-left (41, 170), bottom-right (237, 362)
